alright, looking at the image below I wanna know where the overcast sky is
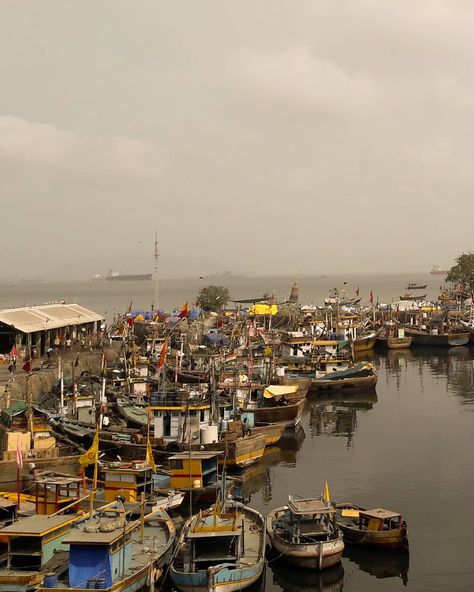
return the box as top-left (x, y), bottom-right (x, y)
top-left (0, 1), bottom-right (473, 279)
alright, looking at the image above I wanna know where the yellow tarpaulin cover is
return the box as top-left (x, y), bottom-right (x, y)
top-left (248, 304), bottom-right (278, 316)
top-left (263, 385), bottom-right (299, 399)
top-left (341, 509), bottom-right (361, 518)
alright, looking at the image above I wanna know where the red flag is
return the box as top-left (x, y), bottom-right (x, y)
top-left (10, 345), bottom-right (18, 358)
top-left (369, 290), bottom-right (374, 305)
top-left (355, 285), bottom-right (360, 297)
top-left (158, 338), bottom-right (168, 369)
top-left (16, 436), bottom-right (23, 469)
top-left (178, 302), bottom-right (188, 319)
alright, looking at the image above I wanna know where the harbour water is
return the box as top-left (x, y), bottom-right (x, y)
top-left (254, 345), bottom-right (474, 591)
top-left (1, 274), bottom-right (472, 591)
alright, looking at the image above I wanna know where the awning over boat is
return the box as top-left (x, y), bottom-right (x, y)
top-left (263, 385), bottom-right (299, 399)
top-left (0, 303), bottom-right (104, 334)
top-left (248, 304), bottom-right (278, 316)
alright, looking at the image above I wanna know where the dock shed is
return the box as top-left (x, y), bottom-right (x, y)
top-left (0, 303), bottom-right (104, 356)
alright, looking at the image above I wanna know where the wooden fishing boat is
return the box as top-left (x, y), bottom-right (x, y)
top-left (274, 374), bottom-right (312, 395)
top-left (404, 328), bottom-right (470, 346)
top-left (248, 422), bottom-right (286, 446)
top-left (310, 362), bottom-right (378, 391)
top-left (0, 514), bottom-right (77, 592)
top-left (405, 283), bottom-right (427, 290)
top-left (115, 398), bottom-right (148, 428)
top-left (170, 499), bottom-right (266, 592)
top-left (196, 432), bottom-right (267, 468)
top-left (352, 333), bottom-right (377, 353)
top-left (335, 504), bottom-right (408, 550)
top-left (39, 500), bottom-right (175, 592)
top-left (399, 293), bottom-right (427, 301)
top-left (243, 398), bottom-right (306, 428)
top-left (267, 496), bottom-right (344, 570)
top-left (375, 326), bottom-right (412, 350)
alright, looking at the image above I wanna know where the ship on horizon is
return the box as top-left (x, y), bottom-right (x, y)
top-left (106, 270), bottom-right (152, 281)
top-left (430, 265), bottom-right (449, 275)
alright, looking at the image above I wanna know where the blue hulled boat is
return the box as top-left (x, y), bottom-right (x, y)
top-left (39, 499), bottom-right (175, 592)
top-left (170, 500), bottom-right (265, 592)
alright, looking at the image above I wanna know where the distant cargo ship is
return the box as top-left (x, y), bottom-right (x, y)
top-left (430, 266), bottom-right (448, 275)
top-left (106, 271), bottom-right (152, 281)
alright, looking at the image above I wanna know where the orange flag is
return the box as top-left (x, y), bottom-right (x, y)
top-left (158, 338), bottom-right (168, 368)
top-left (179, 302), bottom-right (188, 318)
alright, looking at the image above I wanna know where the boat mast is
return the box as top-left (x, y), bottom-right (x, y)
top-left (153, 231), bottom-right (159, 312)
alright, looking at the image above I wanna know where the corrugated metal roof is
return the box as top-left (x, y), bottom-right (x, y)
top-left (0, 303), bottom-right (104, 334)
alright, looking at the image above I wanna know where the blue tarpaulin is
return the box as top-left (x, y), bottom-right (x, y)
top-left (69, 545), bottom-right (112, 588)
top-left (205, 333), bottom-right (230, 347)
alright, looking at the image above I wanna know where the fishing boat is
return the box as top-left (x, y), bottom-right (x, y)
top-left (310, 362), bottom-right (378, 391)
top-left (375, 326), bottom-right (412, 350)
top-left (404, 327), bottom-right (470, 346)
top-left (352, 332), bottom-right (377, 353)
top-left (399, 293), bottom-right (427, 301)
top-left (335, 504), bottom-right (408, 551)
top-left (40, 499), bottom-right (175, 592)
top-left (170, 499), bottom-right (266, 592)
top-left (266, 496), bottom-right (344, 570)
top-left (243, 397), bottom-right (306, 428)
top-left (405, 283), bottom-right (427, 290)
top-left (0, 514), bottom-right (77, 592)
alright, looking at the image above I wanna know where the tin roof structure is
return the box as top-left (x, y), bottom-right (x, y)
top-left (0, 303), bottom-right (104, 334)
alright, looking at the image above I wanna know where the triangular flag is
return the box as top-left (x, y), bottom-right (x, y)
top-left (323, 481), bottom-right (330, 503)
top-left (146, 436), bottom-right (157, 472)
top-left (157, 337), bottom-right (168, 369)
top-left (179, 302), bottom-right (188, 319)
top-left (79, 427), bottom-right (99, 467)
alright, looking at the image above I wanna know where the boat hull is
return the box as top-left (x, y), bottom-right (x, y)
top-left (266, 509), bottom-right (344, 570)
top-left (353, 335), bottom-right (377, 353)
top-left (245, 399), bottom-right (305, 427)
top-left (387, 336), bottom-right (412, 350)
top-left (404, 330), bottom-right (470, 346)
top-left (170, 502), bottom-right (265, 592)
top-left (338, 523), bottom-right (408, 550)
top-left (311, 374), bottom-right (377, 391)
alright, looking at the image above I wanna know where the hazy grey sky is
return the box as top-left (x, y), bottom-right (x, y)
top-left (0, 1), bottom-right (472, 279)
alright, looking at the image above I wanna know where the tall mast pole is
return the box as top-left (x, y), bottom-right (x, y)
top-left (154, 231), bottom-right (159, 312)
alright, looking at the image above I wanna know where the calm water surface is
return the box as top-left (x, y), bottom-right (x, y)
top-left (247, 347), bottom-right (474, 592)
top-left (1, 275), bottom-right (472, 591)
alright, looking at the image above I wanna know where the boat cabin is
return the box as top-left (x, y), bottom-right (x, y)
top-left (101, 462), bottom-right (154, 503)
top-left (148, 392), bottom-right (231, 444)
top-left (0, 514), bottom-right (76, 571)
top-left (62, 504), bottom-right (134, 589)
top-left (34, 473), bottom-right (83, 515)
top-left (356, 508), bottom-right (403, 532)
top-left (281, 336), bottom-right (312, 360)
top-left (169, 452), bottom-right (219, 491)
top-left (281, 497), bottom-right (338, 543)
top-left (185, 506), bottom-right (243, 570)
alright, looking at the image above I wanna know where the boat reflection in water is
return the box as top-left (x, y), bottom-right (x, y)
top-left (233, 426), bottom-right (306, 504)
top-left (269, 562), bottom-right (344, 592)
top-left (343, 546), bottom-right (409, 586)
top-left (309, 393), bottom-right (378, 448)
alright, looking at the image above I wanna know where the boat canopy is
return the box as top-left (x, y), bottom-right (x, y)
top-left (263, 385), bottom-right (299, 399)
top-left (288, 497), bottom-right (335, 515)
top-left (248, 304), bottom-right (278, 316)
